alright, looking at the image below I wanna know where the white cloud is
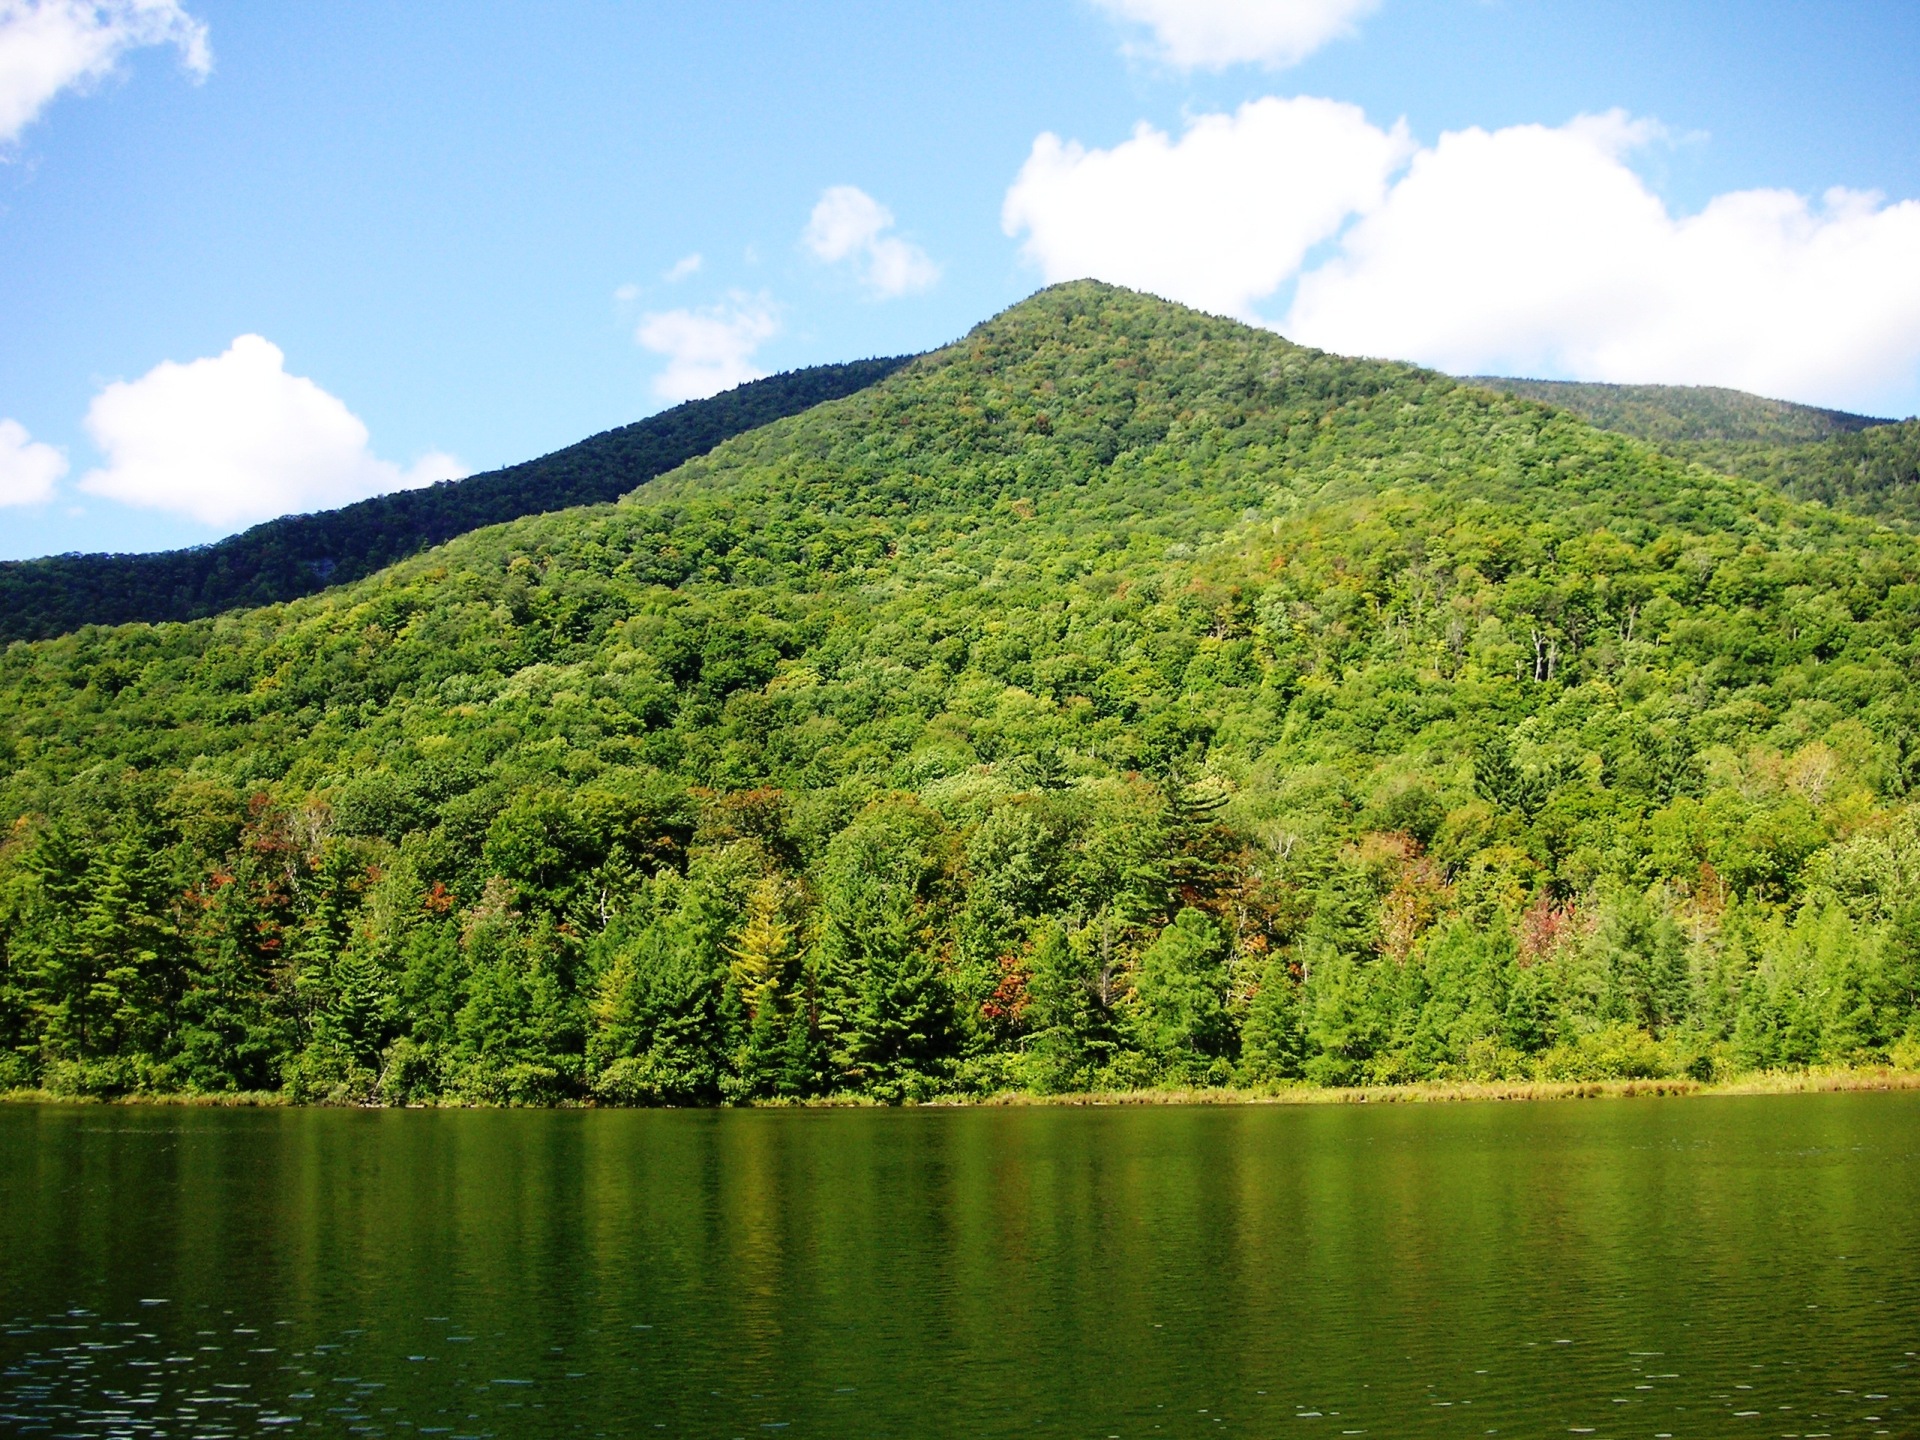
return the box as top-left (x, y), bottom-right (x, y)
top-left (0, 0), bottom-right (210, 146)
top-left (664, 252), bottom-right (703, 282)
top-left (1004, 103), bottom-right (1920, 412)
top-left (78, 335), bottom-right (465, 527)
top-left (636, 293), bottom-right (780, 403)
top-left (1002, 97), bottom-right (1410, 319)
top-left (1090, 0), bottom-right (1378, 70)
top-left (1288, 114), bottom-right (1920, 410)
top-left (803, 185), bottom-right (940, 299)
top-left (0, 417), bottom-right (66, 505)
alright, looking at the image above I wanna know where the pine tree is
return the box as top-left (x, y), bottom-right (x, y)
top-left (1159, 765), bottom-right (1231, 908)
top-left (1241, 953), bottom-right (1305, 1082)
top-left (76, 831), bottom-right (184, 1065)
top-left (18, 823), bottom-right (89, 1068)
top-left (1020, 915), bottom-right (1127, 1090)
top-left (845, 883), bottom-right (956, 1099)
top-left (23, 826), bottom-right (183, 1086)
top-left (328, 943), bottom-right (394, 1069)
top-left (290, 841), bottom-right (367, 1047)
top-left (1129, 907), bottom-right (1233, 1071)
top-left (728, 876), bottom-right (795, 1018)
top-left (775, 980), bottom-right (826, 1100)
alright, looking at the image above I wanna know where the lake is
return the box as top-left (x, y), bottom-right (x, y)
top-left (2, 1095), bottom-right (1916, 1438)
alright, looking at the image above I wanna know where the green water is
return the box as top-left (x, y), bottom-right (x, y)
top-left (2, 1096), bottom-right (1917, 1439)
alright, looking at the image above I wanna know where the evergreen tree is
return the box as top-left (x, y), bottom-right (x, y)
top-left (1020, 920), bottom-right (1121, 1091)
top-left (1129, 907), bottom-right (1234, 1075)
top-left (728, 876), bottom-right (796, 1018)
top-left (816, 802), bottom-right (960, 1099)
top-left (175, 868), bottom-right (291, 1093)
top-left (1503, 965), bottom-right (1555, 1056)
top-left (1240, 953), bottom-right (1305, 1082)
top-left (589, 882), bottom-right (730, 1105)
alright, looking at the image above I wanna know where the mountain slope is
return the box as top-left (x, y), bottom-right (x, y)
top-left (3, 283), bottom-right (1918, 1105)
top-left (0, 356), bottom-right (911, 645)
top-left (1664, 419), bottom-right (1920, 529)
top-left (1471, 377), bottom-right (1888, 444)
top-left (1474, 375), bottom-right (1920, 529)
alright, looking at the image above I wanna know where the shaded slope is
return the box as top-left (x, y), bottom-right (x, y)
top-left (1473, 375), bottom-right (1920, 530)
top-left (0, 356), bottom-right (911, 645)
top-left (4, 283), bottom-right (1920, 1104)
top-left (1663, 418), bottom-right (1920, 529)
top-left (1470, 376), bottom-right (1888, 445)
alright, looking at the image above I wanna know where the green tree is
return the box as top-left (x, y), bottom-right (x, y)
top-left (1021, 919), bottom-right (1125, 1092)
top-left (816, 801), bottom-right (959, 1100)
top-left (588, 866), bottom-right (739, 1105)
top-left (1129, 907), bottom-right (1234, 1076)
top-left (1240, 953), bottom-right (1305, 1082)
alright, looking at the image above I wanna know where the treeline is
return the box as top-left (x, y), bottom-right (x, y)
top-left (4, 283), bottom-right (1920, 1104)
top-left (0, 357), bottom-right (910, 645)
top-left (5, 765), bottom-right (1916, 1104)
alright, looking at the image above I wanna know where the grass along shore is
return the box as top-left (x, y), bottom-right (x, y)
top-left (6, 1066), bottom-right (1920, 1110)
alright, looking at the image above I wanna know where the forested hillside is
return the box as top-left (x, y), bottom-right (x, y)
top-left (4, 282), bottom-right (1920, 1105)
top-left (0, 357), bottom-right (910, 645)
top-left (1666, 420), bottom-right (1920, 530)
top-left (1477, 376), bottom-right (1920, 531)
top-left (1472, 377), bottom-right (1886, 445)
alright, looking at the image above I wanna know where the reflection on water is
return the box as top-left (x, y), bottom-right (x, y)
top-left (2, 1097), bottom-right (1917, 1438)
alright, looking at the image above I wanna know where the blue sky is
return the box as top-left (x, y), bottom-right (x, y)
top-left (1, 0), bottom-right (1917, 560)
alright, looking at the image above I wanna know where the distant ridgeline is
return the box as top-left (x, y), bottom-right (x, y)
top-left (1468, 377), bottom-right (1888, 445)
top-left (0, 357), bottom-right (912, 645)
top-left (8, 284), bottom-right (1920, 1107)
top-left (1475, 376), bottom-right (1920, 530)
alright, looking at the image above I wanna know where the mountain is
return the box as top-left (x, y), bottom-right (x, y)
top-left (1468, 377), bottom-right (1888, 445)
top-left (3, 282), bottom-right (1918, 1106)
top-left (1663, 419), bottom-right (1920, 529)
top-left (0, 357), bottom-right (911, 645)
top-left (1474, 375), bottom-right (1920, 530)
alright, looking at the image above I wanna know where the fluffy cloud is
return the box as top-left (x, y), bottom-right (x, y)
top-left (636, 293), bottom-right (780, 403)
top-left (1090, 0), bottom-right (1378, 69)
top-left (1289, 115), bottom-right (1920, 409)
top-left (0, 417), bottom-right (66, 505)
top-left (663, 252), bottom-right (703, 283)
top-left (803, 185), bottom-right (940, 299)
top-left (79, 335), bottom-right (464, 527)
top-left (1005, 103), bottom-right (1920, 412)
top-left (1003, 97), bottom-right (1409, 319)
top-left (0, 0), bottom-right (209, 145)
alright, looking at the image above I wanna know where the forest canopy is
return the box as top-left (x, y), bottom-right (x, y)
top-left (1478, 376), bottom-right (1920, 531)
top-left (0, 357), bottom-right (909, 645)
top-left (4, 282), bottom-right (1919, 1105)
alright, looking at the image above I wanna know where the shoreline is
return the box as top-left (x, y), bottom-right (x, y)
top-left (6, 1066), bottom-right (1920, 1111)
top-left (960, 1067), bottom-right (1920, 1107)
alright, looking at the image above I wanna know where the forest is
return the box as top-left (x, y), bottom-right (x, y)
top-left (3, 282), bottom-right (1919, 1105)
top-left (1475, 376), bottom-right (1886, 446)
top-left (0, 357), bottom-right (908, 644)
top-left (1483, 376), bottom-right (1920, 531)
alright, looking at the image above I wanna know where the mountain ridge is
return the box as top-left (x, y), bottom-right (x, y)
top-left (1472, 375), bottom-right (1920, 531)
top-left (1468, 376), bottom-right (1891, 445)
top-left (8, 339), bottom-right (1909, 649)
top-left (0, 356), bottom-right (911, 645)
